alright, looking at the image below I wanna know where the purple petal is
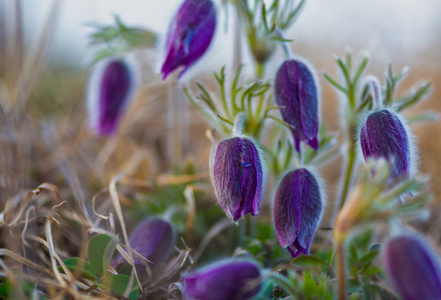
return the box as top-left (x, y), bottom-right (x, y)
top-left (307, 136), bottom-right (319, 151)
top-left (360, 109), bottom-right (410, 180)
top-left (212, 137), bottom-right (263, 222)
top-left (273, 168), bottom-right (322, 258)
top-left (183, 259), bottom-right (261, 300)
top-left (275, 59), bottom-right (319, 151)
top-left (113, 218), bottom-right (175, 271)
top-left (91, 59), bottom-right (133, 136)
top-left (384, 234), bottom-right (441, 300)
top-left (161, 0), bottom-right (216, 79)
top-left (287, 239), bottom-right (309, 258)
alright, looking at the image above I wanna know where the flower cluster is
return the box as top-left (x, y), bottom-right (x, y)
top-left (78, 0), bottom-right (435, 299)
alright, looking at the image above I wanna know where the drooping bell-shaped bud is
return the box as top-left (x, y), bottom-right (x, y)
top-left (161, 0), bottom-right (216, 80)
top-left (275, 59), bottom-right (320, 152)
top-left (384, 234), bottom-right (441, 300)
top-left (273, 168), bottom-right (324, 258)
top-left (113, 217), bottom-right (175, 272)
top-left (183, 259), bottom-right (261, 300)
top-left (360, 109), bottom-right (412, 181)
top-left (87, 58), bottom-right (135, 136)
top-left (211, 136), bottom-right (265, 222)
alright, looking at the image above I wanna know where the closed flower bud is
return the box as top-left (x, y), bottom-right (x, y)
top-left (87, 58), bottom-right (135, 136)
top-left (183, 259), bottom-right (261, 300)
top-left (360, 109), bottom-right (412, 181)
top-left (384, 234), bottom-right (441, 300)
top-left (275, 59), bottom-right (320, 152)
top-left (161, 0), bottom-right (216, 80)
top-left (113, 217), bottom-right (175, 272)
top-left (273, 168), bottom-right (324, 258)
top-left (211, 136), bottom-right (265, 222)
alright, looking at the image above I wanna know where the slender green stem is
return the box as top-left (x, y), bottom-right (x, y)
top-left (275, 28), bottom-right (292, 59)
top-left (247, 95), bottom-right (253, 133)
top-left (245, 214), bottom-right (252, 237)
top-left (256, 62), bottom-right (264, 79)
top-left (255, 94), bottom-right (265, 120)
top-left (220, 77), bottom-right (230, 119)
top-left (239, 218), bottom-right (246, 246)
top-left (348, 84), bottom-right (355, 110)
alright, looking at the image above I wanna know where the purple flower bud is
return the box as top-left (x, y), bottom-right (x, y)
top-left (273, 168), bottom-right (323, 258)
top-left (360, 109), bottom-right (411, 181)
top-left (113, 217), bottom-right (175, 271)
top-left (161, 0), bottom-right (216, 80)
top-left (183, 259), bottom-right (261, 300)
top-left (384, 234), bottom-right (441, 300)
top-left (87, 58), bottom-right (135, 136)
top-left (211, 136), bottom-right (264, 222)
top-left (275, 59), bottom-right (320, 152)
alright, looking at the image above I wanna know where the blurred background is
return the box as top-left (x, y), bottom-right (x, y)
top-left (1, 0), bottom-right (440, 232)
top-left (0, 1), bottom-right (439, 297)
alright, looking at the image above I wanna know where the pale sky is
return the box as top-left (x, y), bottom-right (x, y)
top-left (22, 0), bottom-right (441, 73)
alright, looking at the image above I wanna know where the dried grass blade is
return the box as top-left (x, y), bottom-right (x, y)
top-left (184, 186), bottom-right (196, 239)
top-left (0, 249), bottom-right (53, 277)
top-left (12, 0), bottom-right (62, 115)
top-left (109, 173), bottom-right (143, 293)
top-left (193, 218), bottom-right (234, 262)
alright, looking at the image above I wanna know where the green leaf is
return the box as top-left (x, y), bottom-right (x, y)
top-left (87, 234), bottom-right (118, 276)
top-left (101, 274), bottom-right (140, 300)
top-left (364, 266), bottom-right (384, 276)
top-left (368, 243), bottom-right (382, 253)
top-left (271, 36), bottom-right (293, 42)
top-left (293, 255), bottom-right (326, 267)
top-left (353, 229), bottom-right (373, 251)
top-left (363, 283), bottom-right (388, 300)
top-left (352, 57), bottom-right (369, 86)
top-left (58, 257), bottom-right (96, 280)
top-left (347, 242), bottom-right (359, 266)
top-left (407, 111), bottom-right (440, 124)
top-left (396, 81), bottom-right (432, 111)
top-left (347, 279), bottom-right (362, 293)
top-left (358, 250), bottom-right (380, 266)
top-left (0, 281), bottom-right (32, 299)
top-left (323, 73), bottom-right (348, 94)
top-left (266, 115), bottom-right (295, 130)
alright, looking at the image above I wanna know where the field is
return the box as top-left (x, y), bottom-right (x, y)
top-left (0, 1), bottom-right (440, 299)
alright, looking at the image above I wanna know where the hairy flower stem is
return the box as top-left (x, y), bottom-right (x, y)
top-left (232, 1), bottom-right (242, 74)
top-left (336, 238), bottom-right (347, 300)
top-left (256, 62), bottom-right (264, 79)
top-left (233, 112), bottom-right (246, 135)
top-left (338, 123), bottom-right (357, 210)
top-left (238, 215), bottom-right (254, 245)
top-left (167, 74), bottom-right (187, 166)
top-left (275, 29), bottom-right (292, 59)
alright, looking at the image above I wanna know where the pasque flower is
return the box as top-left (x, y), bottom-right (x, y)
top-left (384, 234), bottom-right (441, 300)
top-left (161, 0), bottom-right (216, 80)
top-left (113, 217), bottom-right (175, 272)
top-left (360, 109), bottom-right (411, 181)
top-left (183, 259), bottom-right (261, 300)
top-left (275, 59), bottom-right (320, 152)
top-left (211, 136), bottom-right (264, 222)
top-left (273, 168), bottom-right (323, 258)
top-left (359, 76), bottom-right (414, 182)
top-left (87, 58), bottom-right (135, 136)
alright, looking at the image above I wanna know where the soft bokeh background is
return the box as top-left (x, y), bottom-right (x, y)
top-left (1, 0), bottom-right (441, 226)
